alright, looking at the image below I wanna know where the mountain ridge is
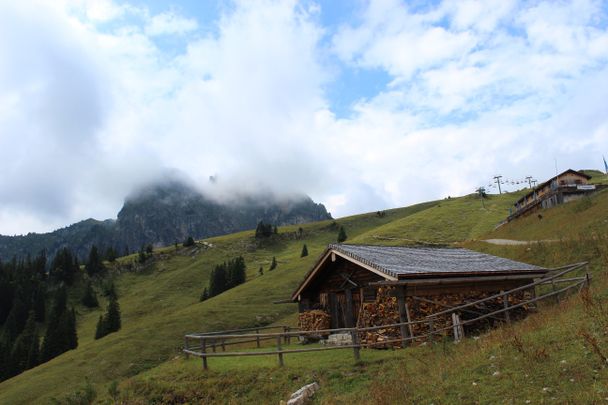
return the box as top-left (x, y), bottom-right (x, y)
top-left (0, 180), bottom-right (331, 261)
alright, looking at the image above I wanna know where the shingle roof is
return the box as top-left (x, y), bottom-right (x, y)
top-left (329, 244), bottom-right (546, 279)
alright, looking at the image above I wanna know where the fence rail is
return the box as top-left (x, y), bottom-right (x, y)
top-left (184, 262), bottom-right (590, 369)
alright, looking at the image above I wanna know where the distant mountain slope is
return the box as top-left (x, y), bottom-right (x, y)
top-left (0, 180), bottom-right (331, 261)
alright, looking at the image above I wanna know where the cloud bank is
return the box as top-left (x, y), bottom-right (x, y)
top-left (0, 0), bottom-right (607, 235)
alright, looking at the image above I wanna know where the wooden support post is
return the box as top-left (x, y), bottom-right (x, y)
top-left (396, 287), bottom-right (410, 348)
top-left (502, 291), bottom-right (511, 324)
top-left (276, 335), bottom-right (284, 367)
top-left (329, 292), bottom-right (339, 329)
top-left (551, 279), bottom-right (560, 304)
top-left (351, 329), bottom-right (361, 362)
top-left (452, 313), bottom-right (464, 343)
top-left (405, 302), bottom-right (414, 339)
top-left (221, 338), bottom-right (226, 352)
top-left (201, 338), bottom-right (208, 370)
top-left (344, 288), bottom-right (355, 328)
top-left (212, 339), bottom-right (216, 353)
top-left (286, 326), bottom-right (291, 345)
top-left (256, 329), bottom-right (260, 348)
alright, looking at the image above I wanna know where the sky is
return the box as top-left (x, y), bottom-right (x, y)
top-left (0, 0), bottom-right (607, 235)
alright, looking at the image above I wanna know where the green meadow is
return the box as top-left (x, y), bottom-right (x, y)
top-left (1, 172), bottom-right (607, 404)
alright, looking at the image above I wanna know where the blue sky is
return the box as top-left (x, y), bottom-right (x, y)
top-left (0, 0), bottom-right (607, 234)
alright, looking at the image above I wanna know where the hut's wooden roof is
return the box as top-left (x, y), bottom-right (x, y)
top-left (291, 244), bottom-right (547, 300)
top-left (331, 244), bottom-right (545, 278)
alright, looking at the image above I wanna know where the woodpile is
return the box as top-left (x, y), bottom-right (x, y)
top-left (299, 310), bottom-right (331, 332)
top-left (357, 287), bottom-right (536, 347)
top-left (358, 287), bottom-right (401, 348)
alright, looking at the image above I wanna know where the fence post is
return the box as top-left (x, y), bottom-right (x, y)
top-left (502, 291), bottom-right (511, 324)
top-left (351, 328), bottom-right (361, 362)
top-left (286, 326), bottom-right (291, 345)
top-left (184, 336), bottom-right (189, 359)
top-left (201, 337), bottom-right (208, 370)
top-left (276, 335), bottom-right (284, 367)
top-left (551, 279), bottom-right (560, 304)
top-left (256, 329), bottom-right (260, 348)
top-left (427, 318), bottom-right (435, 343)
top-left (221, 338), bottom-right (226, 352)
top-left (451, 313), bottom-right (463, 343)
top-left (212, 338), bottom-right (216, 353)
top-left (396, 287), bottom-right (410, 348)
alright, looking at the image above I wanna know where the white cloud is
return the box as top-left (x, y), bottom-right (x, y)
top-left (0, 0), bottom-right (607, 235)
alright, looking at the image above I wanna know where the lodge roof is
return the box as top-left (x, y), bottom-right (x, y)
top-left (291, 244), bottom-right (547, 300)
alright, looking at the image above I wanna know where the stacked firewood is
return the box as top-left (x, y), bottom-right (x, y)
top-left (358, 287), bottom-right (401, 348)
top-left (358, 287), bottom-right (536, 346)
top-left (298, 310), bottom-right (331, 331)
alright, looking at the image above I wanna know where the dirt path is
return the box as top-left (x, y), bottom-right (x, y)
top-left (482, 239), bottom-right (560, 245)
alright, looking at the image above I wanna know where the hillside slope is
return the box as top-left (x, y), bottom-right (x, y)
top-left (0, 200), bottom-right (437, 403)
top-left (2, 183), bottom-right (606, 404)
top-left (351, 191), bottom-right (524, 245)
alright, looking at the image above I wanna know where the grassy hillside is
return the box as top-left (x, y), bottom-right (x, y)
top-left (1, 180), bottom-right (607, 404)
top-left (100, 233), bottom-right (608, 404)
top-left (0, 200), bottom-right (437, 404)
top-left (351, 191), bottom-right (524, 245)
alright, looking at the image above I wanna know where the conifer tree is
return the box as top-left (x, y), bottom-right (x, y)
top-left (337, 226), bottom-right (348, 243)
top-left (105, 297), bottom-right (121, 334)
top-left (40, 287), bottom-right (77, 362)
top-left (269, 256), bottom-right (277, 271)
top-left (9, 311), bottom-right (38, 375)
top-left (106, 247), bottom-right (117, 263)
top-left (208, 264), bottom-right (227, 297)
top-left (183, 236), bottom-right (195, 247)
top-left (85, 245), bottom-right (105, 277)
top-left (94, 315), bottom-right (105, 340)
top-left (301, 244), bottom-right (308, 257)
top-left (81, 281), bottom-right (99, 308)
top-left (199, 288), bottom-right (209, 302)
top-left (66, 308), bottom-right (78, 350)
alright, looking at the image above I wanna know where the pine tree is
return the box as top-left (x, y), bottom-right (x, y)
top-left (337, 226), bottom-right (348, 243)
top-left (183, 236), bottom-right (195, 247)
top-left (199, 288), bottom-right (209, 302)
top-left (66, 308), bottom-right (78, 350)
top-left (85, 245), bottom-right (105, 277)
top-left (105, 297), bottom-right (121, 334)
top-left (300, 244), bottom-right (308, 257)
top-left (50, 247), bottom-right (78, 285)
top-left (94, 315), bottom-right (106, 340)
top-left (208, 264), bottom-right (227, 297)
top-left (40, 287), bottom-right (77, 362)
top-left (106, 247), bottom-right (117, 263)
top-left (269, 256), bottom-right (277, 271)
top-left (9, 311), bottom-right (39, 375)
top-left (81, 281), bottom-right (99, 308)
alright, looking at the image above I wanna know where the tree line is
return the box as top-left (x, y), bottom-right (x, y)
top-left (200, 256), bottom-right (246, 301)
top-left (0, 244), bottom-right (122, 382)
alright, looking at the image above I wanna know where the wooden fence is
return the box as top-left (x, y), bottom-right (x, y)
top-left (184, 262), bottom-right (590, 369)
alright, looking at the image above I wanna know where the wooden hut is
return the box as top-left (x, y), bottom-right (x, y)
top-left (292, 244), bottom-right (548, 343)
